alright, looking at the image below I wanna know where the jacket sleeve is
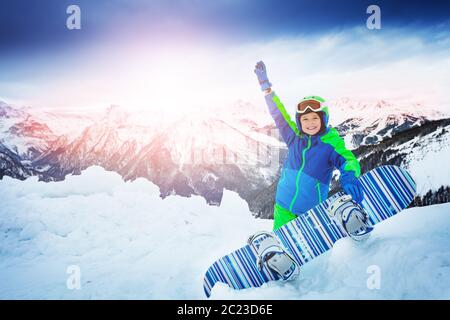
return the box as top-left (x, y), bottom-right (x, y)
top-left (321, 128), bottom-right (361, 181)
top-left (265, 91), bottom-right (300, 146)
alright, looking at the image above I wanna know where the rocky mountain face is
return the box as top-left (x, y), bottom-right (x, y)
top-left (0, 99), bottom-right (448, 218)
top-left (330, 97), bottom-right (446, 149)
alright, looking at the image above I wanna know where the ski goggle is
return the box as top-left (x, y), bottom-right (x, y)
top-left (296, 99), bottom-right (325, 114)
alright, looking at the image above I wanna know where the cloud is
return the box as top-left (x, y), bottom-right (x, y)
top-left (234, 26), bottom-right (450, 112)
top-left (1, 26), bottom-right (449, 115)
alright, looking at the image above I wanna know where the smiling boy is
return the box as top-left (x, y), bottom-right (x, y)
top-left (254, 61), bottom-right (364, 230)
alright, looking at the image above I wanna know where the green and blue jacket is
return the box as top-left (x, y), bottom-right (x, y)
top-left (266, 91), bottom-right (361, 215)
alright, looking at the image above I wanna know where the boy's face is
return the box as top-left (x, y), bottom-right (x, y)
top-left (300, 112), bottom-right (321, 135)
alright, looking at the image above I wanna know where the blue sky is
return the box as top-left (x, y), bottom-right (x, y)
top-left (0, 0), bottom-right (449, 111)
top-left (1, 0), bottom-right (449, 53)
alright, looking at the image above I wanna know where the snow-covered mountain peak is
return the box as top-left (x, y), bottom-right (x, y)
top-left (7, 116), bottom-right (54, 139)
top-left (215, 102), bottom-right (272, 135)
top-left (327, 97), bottom-right (448, 148)
top-left (331, 97), bottom-right (446, 122)
top-left (0, 101), bottom-right (27, 119)
top-left (231, 99), bottom-right (263, 114)
top-left (102, 104), bottom-right (130, 125)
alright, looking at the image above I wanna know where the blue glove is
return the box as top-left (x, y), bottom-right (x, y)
top-left (254, 61), bottom-right (272, 91)
top-left (341, 175), bottom-right (364, 204)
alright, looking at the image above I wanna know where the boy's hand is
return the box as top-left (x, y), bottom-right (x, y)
top-left (254, 61), bottom-right (272, 91)
top-left (341, 176), bottom-right (364, 204)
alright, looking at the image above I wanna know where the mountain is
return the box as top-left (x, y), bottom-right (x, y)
top-left (0, 101), bottom-right (27, 119)
top-left (331, 97), bottom-right (447, 149)
top-left (0, 99), bottom-right (449, 217)
top-left (355, 118), bottom-right (450, 205)
top-left (31, 104), bottom-right (282, 205)
top-left (0, 142), bottom-right (36, 180)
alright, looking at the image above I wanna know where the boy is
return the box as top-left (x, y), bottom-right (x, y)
top-left (254, 61), bottom-right (364, 230)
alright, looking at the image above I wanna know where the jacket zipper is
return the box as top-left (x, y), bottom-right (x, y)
top-left (289, 135), bottom-right (312, 212)
top-left (316, 180), bottom-right (322, 203)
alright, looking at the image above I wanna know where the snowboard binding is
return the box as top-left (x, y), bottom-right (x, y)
top-left (329, 194), bottom-right (373, 241)
top-left (247, 231), bottom-right (300, 281)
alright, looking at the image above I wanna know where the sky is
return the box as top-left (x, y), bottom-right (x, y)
top-left (0, 0), bottom-right (449, 114)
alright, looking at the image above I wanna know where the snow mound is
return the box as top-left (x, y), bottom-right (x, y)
top-left (0, 166), bottom-right (449, 299)
top-left (0, 166), bottom-right (271, 299)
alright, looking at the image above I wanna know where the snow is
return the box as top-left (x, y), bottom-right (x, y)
top-left (164, 111), bottom-right (280, 170)
top-left (330, 97), bottom-right (447, 127)
top-left (1, 166), bottom-right (449, 299)
top-left (407, 146), bottom-right (450, 195)
top-left (404, 126), bottom-right (450, 195)
top-left (30, 110), bottom-right (97, 141)
top-left (330, 97), bottom-right (449, 149)
top-left (1, 135), bottom-right (31, 156)
top-left (213, 203), bottom-right (450, 300)
top-left (0, 166), bottom-right (271, 299)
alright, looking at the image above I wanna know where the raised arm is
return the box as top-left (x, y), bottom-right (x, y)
top-left (254, 61), bottom-right (299, 146)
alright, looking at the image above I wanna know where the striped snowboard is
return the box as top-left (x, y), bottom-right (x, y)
top-left (203, 165), bottom-right (416, 297)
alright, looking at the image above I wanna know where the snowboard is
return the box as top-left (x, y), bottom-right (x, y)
top-left (203, 165), bottom-right (416, 297)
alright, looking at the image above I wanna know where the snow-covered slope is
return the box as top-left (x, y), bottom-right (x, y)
top-left (331, 97), bottom-right (447, 149)
top-left (355, 120), bottom-right (450, 197)
top-left (401, 126), bottom-right (450, 195)
top-left (0, 166), bottom-right (448, 299)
